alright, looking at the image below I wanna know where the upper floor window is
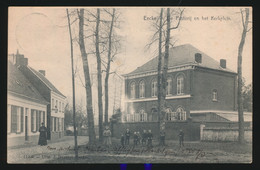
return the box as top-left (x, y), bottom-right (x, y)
top-left (55, 100), bottom-right (58, 109)
top-left (212, 89), bottom-right (218, 101)
top-left (151, 79), bottom-right (157, 97)
top-left (130, 82), bottom-right (135, 99)
top-left (166, 77), bottom-right (172, 95)
top-left (177, 75), bottom-right (184, 95)
top-left (59, 101), bottom-right (61, 112)
top-left (139, 80), bottom-right (145, 98)
top-left (52, 98), bottom-right (54, 109)
top-left (62, 103), bottom-right (64, 112)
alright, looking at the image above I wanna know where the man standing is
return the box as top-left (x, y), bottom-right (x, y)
top-left (159, 130), bottom-right (166, 146)
top-left (147, 130), bottom-right (153, 148)
top-left (179, 129), bottom-right (184, 147)
top-left (133, 132), bottom-right (138, 146)
top-left (120, 134), bottom-right (125, 147)
top-left (38, 122), bottom-right (47, 146)
top-left (125, 129), bottom-right (131, 145)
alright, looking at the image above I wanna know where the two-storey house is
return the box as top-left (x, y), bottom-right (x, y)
top-left (123, 44), bottom-right (237, 122)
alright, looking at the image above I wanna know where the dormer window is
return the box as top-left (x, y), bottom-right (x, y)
top-left (212, 89), bottom-right (218, 101)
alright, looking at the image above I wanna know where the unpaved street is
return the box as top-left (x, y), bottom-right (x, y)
top-left (7, 136), bottom-right (88, 163)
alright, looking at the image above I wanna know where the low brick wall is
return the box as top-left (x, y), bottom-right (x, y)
top-left (112, 121), bottom-right (252, 141)
top-left (200, 125), bottom-right (252, 142)
top-left (112, 121), bottom-right (201, 141)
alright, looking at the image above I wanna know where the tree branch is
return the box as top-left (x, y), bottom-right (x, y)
top-left (241, 9), bottom-right (245, 30)
top-left (246, 27), bottom-right (252, 33)
top-left (169, 9), bottom-right (185, 30)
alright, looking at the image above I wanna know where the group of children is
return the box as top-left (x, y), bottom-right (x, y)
top-left (120, 129), bottom-right (184, 148)
top-left (121, 129), bottom-right (153, 147)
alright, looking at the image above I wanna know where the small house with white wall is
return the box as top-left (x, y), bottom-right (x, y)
top-left (8, 60), bottom-right (49, 146)
top-left (8, 51), bottom-right (66, 145)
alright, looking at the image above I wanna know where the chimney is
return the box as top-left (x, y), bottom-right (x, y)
top-left (220, 59), bottom-right (226, 68)
top-left (195, 53), bottom-right (202, 63)
top-left (15, 50), bottom-right (28, 66)
top-left (39, 70), bottom-right (46, 76)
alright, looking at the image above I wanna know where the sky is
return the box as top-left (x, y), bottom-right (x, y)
top-left (8, 7), bottom-right (252, 123)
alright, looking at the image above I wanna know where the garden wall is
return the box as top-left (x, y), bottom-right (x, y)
top-left (200, 125), bottom-right (252, 142)
top-left (112, 121), bottom-right (251, 141)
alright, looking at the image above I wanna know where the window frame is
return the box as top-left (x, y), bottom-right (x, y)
top-left (212, 89), bottom-right (218, 101)
top-left (166, 77), bottom-right (172, 96)
top-left (139, 80), bottom-right (145, 98)
top-left (151, 79), bottom-right (157, 97)
top-left (177, 75), bottom-right (184, 95)
top-left (130, 81), bottom-right (136, 99)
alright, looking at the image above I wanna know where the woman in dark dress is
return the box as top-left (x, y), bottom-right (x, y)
top-left (38, 122), bottom-right (47, 146)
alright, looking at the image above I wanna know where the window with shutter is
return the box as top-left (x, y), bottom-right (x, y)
top-left (36, 110), bottom-right (39, 131)
top-left (11, 106), bottom-right (17, 133)
top-left (31, 109), bottom-right (34, 132)
top-left (17, 107), bottom-right (21, 133)
top-left (20, 108), bottom-right (24, 132)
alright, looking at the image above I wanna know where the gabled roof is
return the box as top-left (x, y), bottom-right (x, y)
top-left (125, 44), bottom-right (236, 76)
top-left (8, 61), bottom-right (49, 105)
top-left (27, 66), bottom-right (66, 98)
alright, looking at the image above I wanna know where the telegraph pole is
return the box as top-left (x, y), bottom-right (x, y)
top-left (66, 9), bottom-right (78, 159)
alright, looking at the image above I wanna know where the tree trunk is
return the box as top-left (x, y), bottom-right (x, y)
top-left (160, 8), bottom-right (171, 131)
top-left (238, 8), bottom-right (249, 144)
top-left (157, 8), bottom-right (163, 132)
top-left (104, 8), bottom-right (115, 124)
top-left (95, 8), bottom-right (104, 143)
top-left (78, 9), bottom-right (96, 144)
top-left (66, 8), bottom-right (78, 159)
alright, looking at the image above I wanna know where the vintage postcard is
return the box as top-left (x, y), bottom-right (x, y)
top-left (7, 7), bottom-right (252, 163)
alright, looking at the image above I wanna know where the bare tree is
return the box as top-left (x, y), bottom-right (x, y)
top-left (159, 8), bottom-right (184, 131)
top-left (95, 8), bottom-right (104, 142)
top-left (146, 8), bottom-right (184, 133)
top-left (237, 8), bottom-right (251, 144)
top-left (66, 8), bottom-right (78, 159)
top-left (104, 8), bottom-right (116, 124)
top-left (157, 8), bottom-right (164, 131)
top-left (77, 9), bottom-right (96, 144)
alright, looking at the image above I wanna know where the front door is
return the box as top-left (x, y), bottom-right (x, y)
top-left (25, 116), bottom-right (28, 141)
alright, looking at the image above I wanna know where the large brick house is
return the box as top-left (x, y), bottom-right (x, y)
top-left (122, 44), bottom-right (237, 122)
top-left (8, 52), bottom-right (66, 144)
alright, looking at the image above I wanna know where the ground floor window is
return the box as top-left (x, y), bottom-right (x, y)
top-left (176, 107), bottom-right (186, 120)
top-left (165, 107), bottom-right (186, 121)
top-left (51, 117), bottom-right (64, 132)
top-left (140, 110), bottom-right (147, 121)
top-left (31, 109), bottom-right (44, 132)
top-left (10, 105), bottom-right (24, 133)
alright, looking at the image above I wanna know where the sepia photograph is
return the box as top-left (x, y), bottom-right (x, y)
top-left (7, 7), bottom-right (252, 163)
